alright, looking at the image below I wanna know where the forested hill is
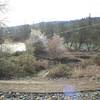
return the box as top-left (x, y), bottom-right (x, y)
top-left (32, 17), bottom-right (100, 34)
top-left (32, 17), bottom-right (100, 51)
top-left (0, 24), bottom-right (31, 43)
top-left (0, 17), bottom-right (100, 42)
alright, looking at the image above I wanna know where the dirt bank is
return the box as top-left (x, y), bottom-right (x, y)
top-left (0, 79), bottom-right (99, 92)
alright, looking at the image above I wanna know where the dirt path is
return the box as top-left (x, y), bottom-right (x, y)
top-left (0, 79), bottom-right (99, 92)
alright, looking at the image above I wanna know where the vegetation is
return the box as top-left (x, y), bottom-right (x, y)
top-left (0, 24), bottom-right (31, 42)
top-left (93, 54), bottom-right (100, 65)
top-left (33, 17), bottom-right (100, 51)
top-left (47, 34), bottom-right (65, 59)
top-left (1, 16), bottom-right (100, 51)
top-left (47, 64), bottom-right (72, 78)
top-left (0, 52), bottom-right (46, 79)
top-left (0, 16), bottom-right (100, 79)
top-left (0, 0), bottom-right (7, 26)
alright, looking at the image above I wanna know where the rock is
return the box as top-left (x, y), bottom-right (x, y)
top-left (0, 95), bottom-right (4, 100)
top-left (36, 96), bottom-right (40, 100)
top-left (47, 96), bottom-right (52, 100)
top-left (0, 90), bottom-right (99, 100)
top-left (52, 95), bottom-right (58, 100)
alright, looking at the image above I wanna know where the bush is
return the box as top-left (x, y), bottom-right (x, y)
top-left (47, 64), bottom-right (72, 78)
top-left (13, 53), bottom-right (37, 77)
top-left (0, 53), bottom-right (45, 79)
top-left (93, 54), bottom-right (100, 65)
top-left (0, 58), bottom-right (16, 79)
top-left (35, 59), bottom-right (49, 70)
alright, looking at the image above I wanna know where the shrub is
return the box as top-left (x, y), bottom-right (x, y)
top-left (47, 64), bottom-right (72, 78)
top-left (0, 53), bottom-right (45, 79)
top-left (35, 59), bottom-right (49, 70)
top-left (93, 54), bottom-right (100, 65)
top-left (47, 34), bottom-right (65, 59)
top-left (13, 53), bottom-right (37, 77)
top-left (0, 57), bottom-right (16, 79)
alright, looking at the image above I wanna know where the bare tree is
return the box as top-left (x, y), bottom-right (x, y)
top-left (47, 34), bottom-right (65, 59)
top-left (0, 0), bottom-right (8, 27)
top-left (0, 0), bottom-right (8, 53)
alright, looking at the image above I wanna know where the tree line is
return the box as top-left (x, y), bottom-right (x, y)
top-left (33, 17), bottom-right (100, 51)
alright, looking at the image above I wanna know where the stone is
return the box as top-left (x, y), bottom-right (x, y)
top-left (0, 95), bottom-right (4, 100)
top-left (36, 96), bottom-right (40, 100)
top-left (47, 96), bottom-right (52, 100)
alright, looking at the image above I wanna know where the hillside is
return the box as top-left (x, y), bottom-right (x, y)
top-left (32, 17), bottom-right (100, 33)
top-left (0, 17), bottom-right (100, 42)
top-left (0, 24), bottom-right (31, 42)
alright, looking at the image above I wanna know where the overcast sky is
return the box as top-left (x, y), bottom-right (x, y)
top-left (6, 0), bottom-right (100, 26)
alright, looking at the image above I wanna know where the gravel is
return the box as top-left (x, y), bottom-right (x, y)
top-left (0, 90), bottom-right (99, 100)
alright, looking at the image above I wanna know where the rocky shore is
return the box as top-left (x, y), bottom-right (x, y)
top-left (0, 79), bottom-right (100, 99)
top-left (0, 90), bottom-right (100, 100)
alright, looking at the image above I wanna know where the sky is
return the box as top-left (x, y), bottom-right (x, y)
top-left (5, 0), bottom-right (100, 26)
